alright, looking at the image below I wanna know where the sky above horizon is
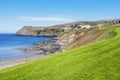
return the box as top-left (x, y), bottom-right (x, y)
top-left (0, 0), bottom-right (120, 33)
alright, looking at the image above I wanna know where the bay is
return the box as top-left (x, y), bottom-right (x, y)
top-left (0, 34), bottom-right (55, 60)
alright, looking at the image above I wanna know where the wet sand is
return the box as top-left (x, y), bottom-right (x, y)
top-left (0, 54), bottom-right (49, 70)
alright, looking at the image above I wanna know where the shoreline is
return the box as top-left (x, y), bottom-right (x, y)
top-left (0, 36), bottom-right (63, 70)
top-left (0, 54), bottom-right (49, 70)
top-left (18, 37), bottom-right (62, 55)
top-left (0, 34), bottom-right (63, 70)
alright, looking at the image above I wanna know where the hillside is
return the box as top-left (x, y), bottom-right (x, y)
top-left (0, 25), bottom-right (120, 80)
top-left (16, 19), bottom-right (119, 36)
top-left (16, 20), bottom-right (119, 52)
top-left (58, 27), bottom-right (111, 50)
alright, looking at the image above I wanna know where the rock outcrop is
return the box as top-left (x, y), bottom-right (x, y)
top-left (58, 27), bottom-right (112, 50)
top-left (18, 38), bottom-right (62, 55)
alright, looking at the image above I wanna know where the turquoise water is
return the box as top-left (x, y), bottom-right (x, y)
top-left (0, 34), bottom-right (55, 60)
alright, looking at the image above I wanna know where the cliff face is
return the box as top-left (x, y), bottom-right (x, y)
top-left (58, 27), bottom-right (111, 50)
top-left (16, 21), bottom-right (99, 36)
top-left (16, 26), bottom-right (38, 36)
top-left (16, 26), bottom-right (64, 36)
top-left (16, 20), bottom-right (118, 51)
top-left (16, 20), bottom-right (118, 36)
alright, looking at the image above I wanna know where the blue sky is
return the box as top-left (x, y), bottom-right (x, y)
top-left (0, 0), bottom-right (120, 33)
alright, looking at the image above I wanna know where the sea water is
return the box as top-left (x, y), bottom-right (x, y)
top-left (0, 34), bottom-right (55, 60)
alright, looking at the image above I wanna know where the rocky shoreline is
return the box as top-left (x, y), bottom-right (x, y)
top-left (18, 37), bottom-right (63, 55)
top-left (0, 37), bottom-right (63, 70)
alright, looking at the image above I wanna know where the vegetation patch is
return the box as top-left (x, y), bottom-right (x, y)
top-left (106, 31), bottom-right (117, 39)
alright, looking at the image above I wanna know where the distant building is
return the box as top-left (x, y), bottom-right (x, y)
top-left (63, 25), bottom-right (72, 30)
top-left (63, 27), bottom-right (72, 30)
top-left (97, 24), bottom-right (104, 28)
top-left (77, 25), bottom-right (91, 29)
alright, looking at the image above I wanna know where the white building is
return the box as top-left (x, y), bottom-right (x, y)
top-left (63, 25), bottom-right (72, 30)
top-left (97, 24), bottom-right (104, 28)
top-left (77, 25), bottom-right (91, 29)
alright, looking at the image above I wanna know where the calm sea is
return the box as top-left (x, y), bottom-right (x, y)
top-left (0, 34), bottom-right (55, 60)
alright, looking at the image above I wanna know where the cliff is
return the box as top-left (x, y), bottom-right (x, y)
top-left (16, 20), bottom-right (119, 51)
top-left (58, 27), bottom-right (112, 50)
top-left (16, 21), bottom-right (97, 36)
top-left (16, 26), bottom-right (64, 36)
top-left (16, 20), bottom-right (119, 36)
top-left (16, 26), bottom-right (38, 36)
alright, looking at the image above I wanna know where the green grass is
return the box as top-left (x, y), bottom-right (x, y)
top-left (0, 25), bottom-right (120, 80)
top-left (106, 30), bottom-right (117, 39)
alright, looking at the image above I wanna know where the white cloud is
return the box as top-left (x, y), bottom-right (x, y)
top-left (19, 16), bottom-right (75, 22)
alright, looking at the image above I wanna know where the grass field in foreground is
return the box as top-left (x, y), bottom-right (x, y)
top-left (0, 25), bottom-right (120, 80)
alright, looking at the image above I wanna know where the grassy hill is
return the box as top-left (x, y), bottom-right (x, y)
top-left (0, 25), bottom-right (120, 80)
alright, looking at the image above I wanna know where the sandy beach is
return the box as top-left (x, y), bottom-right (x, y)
top-left (0, 54), bottom-right (49, 70)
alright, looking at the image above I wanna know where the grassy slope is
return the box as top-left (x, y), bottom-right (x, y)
top-left (0, 25), bottom-right (120, 80)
